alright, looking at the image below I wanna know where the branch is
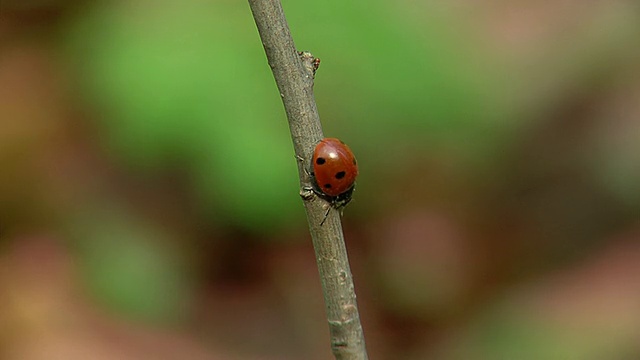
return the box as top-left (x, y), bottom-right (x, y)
top-left (247, 1), bottom-right (369, 359)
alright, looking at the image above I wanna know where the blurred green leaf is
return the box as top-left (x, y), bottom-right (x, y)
top-left (70, 205), bottom-right (192, 324)
top-left (65, 0), bottom-right (301, 230)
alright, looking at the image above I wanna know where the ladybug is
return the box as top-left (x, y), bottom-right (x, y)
top-left (309, 138), bottom-right (358, 223)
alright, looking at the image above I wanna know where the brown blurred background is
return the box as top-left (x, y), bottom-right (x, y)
top-left (1, 0), bottom-right (639, 359)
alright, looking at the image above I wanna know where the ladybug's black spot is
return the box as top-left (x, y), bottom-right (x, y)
top-left (335, 171), bottom-right (346, 179)
top-left (324, 183), bottom-right (332, 189)
top-left (316, 157), bottom-right (326, 165)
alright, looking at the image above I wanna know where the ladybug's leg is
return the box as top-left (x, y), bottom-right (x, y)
top-left (300, 185), bottom-right (315, 201)
top-left (319, 206), bottom-right (332, 226)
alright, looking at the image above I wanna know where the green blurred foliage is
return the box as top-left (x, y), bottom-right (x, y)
top-left (68, 203), bottom-right (192, 324)
top-left (62, 0), bottom-right (639, 233)
top-left (65, 0), bottom-right (301, 231)
top-left (437, 293), bottom-right (640, 360)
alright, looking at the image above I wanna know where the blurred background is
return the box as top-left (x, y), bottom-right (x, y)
top-left (1, 0), bottom-right (639, 359)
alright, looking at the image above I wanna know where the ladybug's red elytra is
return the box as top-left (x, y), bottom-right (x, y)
top-left (310, 138), bottom-right (358, 212)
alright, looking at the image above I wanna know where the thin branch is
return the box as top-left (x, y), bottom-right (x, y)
top-left (247, 1), bottom-right (368, 359)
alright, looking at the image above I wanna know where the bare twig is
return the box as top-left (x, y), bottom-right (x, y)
top-left (247, 1), bottom-right (368, 359)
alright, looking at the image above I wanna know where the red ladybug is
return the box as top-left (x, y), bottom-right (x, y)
top-left (310, 138), bottom-right (358, 213)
